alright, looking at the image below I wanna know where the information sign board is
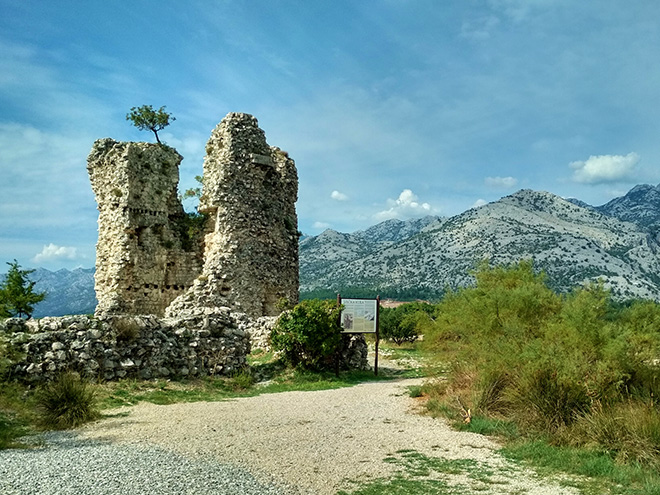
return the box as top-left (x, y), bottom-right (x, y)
top-left (340, 298), bottom-right (378, 333)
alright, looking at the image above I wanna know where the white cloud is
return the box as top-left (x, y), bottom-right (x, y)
top-left (570, 152), bottom-right (640, 184)
top-left (472, 199), bottom-right (488, 208)
top-left (313, 221), bottom-right (331, 230)
top-left (330, 190), bottom-right (349, 201)
top-left (374, 189), bottom-right (436, 221)
top-left (485, 176), bottom-right (518, 188)
top-left (33, 244), bottom-right (79, 263)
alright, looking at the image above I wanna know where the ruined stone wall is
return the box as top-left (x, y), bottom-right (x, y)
top-left (166, 113), bottom-right (299, 318)
top-left (1, 313), bottom-right (250, 383)
top-left (87, 139), bottom-right (203, 316)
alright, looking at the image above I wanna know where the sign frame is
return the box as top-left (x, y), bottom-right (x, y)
top-left (338, 294), bottom-right (380, 376)
top-left (340, 297), bottom-right (378, 334)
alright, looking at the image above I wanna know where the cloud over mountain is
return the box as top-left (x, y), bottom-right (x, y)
top-left (33, 244), bottom-right (79, 263)
top-left (570, 153), bottom-right (640, 184)
top-left (374, 189), bottom-right (435, 221)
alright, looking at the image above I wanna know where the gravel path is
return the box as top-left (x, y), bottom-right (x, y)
top-left (0, 432), bottom-right (289, 495)
top-left (1, 375), bottom-right (581, 494)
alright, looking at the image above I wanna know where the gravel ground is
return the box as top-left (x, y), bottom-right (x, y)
top-left (0, 432), bottom-right (292, 495)
top-left (1, 373), bottom-right (580, 494)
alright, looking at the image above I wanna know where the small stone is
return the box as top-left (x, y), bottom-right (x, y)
top-left (26, 363), bottom-right (40, 374)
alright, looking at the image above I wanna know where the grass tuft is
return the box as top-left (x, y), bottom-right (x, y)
top-left (37, 372), bottom-right (100, 429)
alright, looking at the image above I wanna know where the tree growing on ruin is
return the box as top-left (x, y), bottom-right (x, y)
top-left (126, 105), bottom-right (175, 144)
top-left (0, 260), bottom-right (46, 319)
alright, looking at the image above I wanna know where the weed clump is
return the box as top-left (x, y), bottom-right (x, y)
top-left (37, 372), bottom-right (100, 430)
top-left (113, 317), bottom-right (141, 343)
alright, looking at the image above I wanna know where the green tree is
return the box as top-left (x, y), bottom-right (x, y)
top-left (125, 105), bottom-right (175, 144)
top-left (182, 175), bottom-right (204, 201)
top-left (0, 260), bottom-right (46, 319)
top-left (380, 301), bottom-right (435, 345)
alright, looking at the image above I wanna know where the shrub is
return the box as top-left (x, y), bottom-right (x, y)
top-left (270, 299), bottom-right (342, 370)
top-left (228, 368), bottom-right (255, 391)
top-left (37, 372), bottom-right (99, 429)
top-left (113, 317), bottom-right (141, 343)
top-left (567, 401), bottom-right (660, 468)
top-left (380, 302), bottom-right (435, 345)
top-left (423, 260), bottom-right (660, 465)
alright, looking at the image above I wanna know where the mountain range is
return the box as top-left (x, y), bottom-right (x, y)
top-left (6, 183), bottom-right (660, 316)
top-left (300, 183), bottom-right (660, 301)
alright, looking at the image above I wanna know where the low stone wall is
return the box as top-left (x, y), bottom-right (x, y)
top-left (1, 310), bottom-right (250, 384)
top-left (0, 312), bottom-right (370, 383)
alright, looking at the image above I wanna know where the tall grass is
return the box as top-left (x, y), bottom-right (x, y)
top-left (423, 261), bottom-right (660, 468)
top-left (37, 372), bottom-right (100, 429)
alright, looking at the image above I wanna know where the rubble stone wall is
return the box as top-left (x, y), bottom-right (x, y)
top-left (1, 313), bottom-right (249, 384)
top-left (1, 315), bottom-right (369, 383)
top-left (87, 139), bottom-right (203, 316)
top-left (166, 113), bottom-right (299, 318)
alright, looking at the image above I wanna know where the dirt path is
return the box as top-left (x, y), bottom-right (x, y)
top-left (78, 374), bottom-right (579, 494)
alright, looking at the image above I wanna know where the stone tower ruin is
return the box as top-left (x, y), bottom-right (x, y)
top-left (88, 113), bottom-right (299, 318)
top-left (87, 140), bottom-right (203, 315)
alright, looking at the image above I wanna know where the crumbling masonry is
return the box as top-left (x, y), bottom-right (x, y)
top-left (87, 112), bottom-right (299, 319)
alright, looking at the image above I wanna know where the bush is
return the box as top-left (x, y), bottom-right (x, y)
top-left (113, 317), bottom-right (141, 343)
top-left (423, 260), bottom-right (660, 466)
top-left (37, 372), bottom-right (100, 430)
top-left (228, 368), bottom-right (255, 391)
top-left (380, 302), bottom-right (435, 345)
top-left (567, 401), bottom-right (660, 468)
top-left (270, 299), bottom-right (342, 370)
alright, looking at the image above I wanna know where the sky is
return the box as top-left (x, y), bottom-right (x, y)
top-left (1, 1), bottom-right (660, 271)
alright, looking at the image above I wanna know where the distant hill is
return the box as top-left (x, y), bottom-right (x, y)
top-left (9, 268), bottom-right (97, 318)
top-left (300, 184), bottom-right (660, 302)
top-left (596, 183), bottom-right (660, 232)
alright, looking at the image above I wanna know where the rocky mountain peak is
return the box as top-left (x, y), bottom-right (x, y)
top-left (597, 183), bottom-right (660, 230)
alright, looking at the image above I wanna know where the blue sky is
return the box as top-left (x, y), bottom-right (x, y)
top-left (1, 1), bottom-right (659, 270)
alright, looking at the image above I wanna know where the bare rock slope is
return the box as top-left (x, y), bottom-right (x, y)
top-left (300, 186), bottom-right (660, 301)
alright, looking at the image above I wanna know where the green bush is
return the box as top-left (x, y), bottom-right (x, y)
top-left (228, 368), bottom-right (255, 391)
top-left (270, 299), bottom-right (342, 370)
top-left (37, 372), bottom-right (100, 430)
top-left (423, 260), bottom-right (660, 466)
top-left (566, 400), bottom-right (660, 468)
top-left (380, 302), bottom-right (435, 345)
